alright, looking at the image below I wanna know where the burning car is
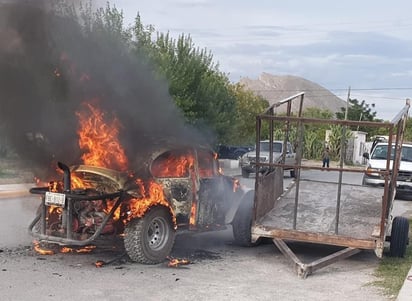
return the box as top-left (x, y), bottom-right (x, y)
top-left (29, 147), bottom-right (255, 264)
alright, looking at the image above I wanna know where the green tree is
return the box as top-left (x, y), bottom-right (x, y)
top-left (131, 18), bottom-right (238, 142)
top-left (302, 108), bottom-right (334, 159)
top-left (335, 98), bottom-right (385, 137)
top-left (404, 118), bottom-right (412, 142)
top-left (228, 84), bottom-right (269, 144)
top-left (327, 125), bottom-right (353, 162)
top-left (336, 98), bottom-right (377, 122)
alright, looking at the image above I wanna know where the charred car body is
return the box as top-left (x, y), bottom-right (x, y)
top-left (29, 147), bottom-right (255, 264)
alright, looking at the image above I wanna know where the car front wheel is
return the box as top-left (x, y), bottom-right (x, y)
top-left (124, 206), bottom-right (176, 264)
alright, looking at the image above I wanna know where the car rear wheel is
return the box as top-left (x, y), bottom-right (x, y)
top-left (389, 216), bottom-right (409, 257)
top-left (232, 191), bottom-right (261, 247)
top-left (124, 206), bottom-right (175, 264)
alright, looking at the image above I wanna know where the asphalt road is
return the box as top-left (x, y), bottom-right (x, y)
top-left (1, 168), bottom-right (411, 300)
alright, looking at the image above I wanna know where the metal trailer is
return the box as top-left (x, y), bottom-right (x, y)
top-left (251, 93), bottom-right (410, 277)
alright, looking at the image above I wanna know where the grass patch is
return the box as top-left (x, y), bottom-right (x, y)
top-left (372, 222), bottom-right (412, 298)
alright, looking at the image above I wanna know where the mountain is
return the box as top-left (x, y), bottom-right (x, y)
top-left (239, 73), bottom-right (347, 114)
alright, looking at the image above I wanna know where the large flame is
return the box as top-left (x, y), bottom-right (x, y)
top-left (128, 179), bottom-right (175, 224)
top-left (76, 101), bottom-right (128, 171)
top-left (34, 100), bottom-right (178, 256)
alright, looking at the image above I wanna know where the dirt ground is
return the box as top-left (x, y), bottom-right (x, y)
top-left (0, 195), bottom-right (391, 301)
top-left (0, 159), bottom-right (398, 300)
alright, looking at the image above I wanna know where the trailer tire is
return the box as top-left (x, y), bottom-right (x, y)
top-left (389, 216), bottom-right (409, 258)
top-left (124, 206), bottom-right (175, 264)
top-left (232, 192), bottom-right (260, 247)
top-left (290, 169), bottom-right (296, 178)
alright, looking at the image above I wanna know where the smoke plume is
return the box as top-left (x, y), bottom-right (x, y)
top-left (0, 1), bottom-right (209, 179)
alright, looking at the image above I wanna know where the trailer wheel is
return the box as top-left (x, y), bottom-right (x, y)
top-left (124, 206), bottom-right (175, 264)
top-left (232, 192), bottom-right (260, 247)
top-left (389, 216), bottom-right (409, 257)
top-left (290, 169), bottom-right (296, 178)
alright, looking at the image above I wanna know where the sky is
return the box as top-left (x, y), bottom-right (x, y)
top-left (104, 0), bottom-right (412, 121)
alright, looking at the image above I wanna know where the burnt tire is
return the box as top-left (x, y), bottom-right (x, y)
top-left (124, 206), bottom-right (175, 264)
top-left (232, 192), bottom-right (260, 247)
top-left (389, 216), bottom-right (409, 258)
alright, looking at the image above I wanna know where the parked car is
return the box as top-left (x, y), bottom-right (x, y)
top-left (216, 144), bottom-right (254, 160)
top-left (239, 140), bottom-right (296, 178)
top-left (29, 146), bottom-right (257, 264)
top-left (362, 141), bottom-right (412, 196)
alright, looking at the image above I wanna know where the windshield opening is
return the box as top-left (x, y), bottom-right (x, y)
top-left (260, 141), bottom-right (282, 152)
top-left (371, 145), bottom-right (412, 162)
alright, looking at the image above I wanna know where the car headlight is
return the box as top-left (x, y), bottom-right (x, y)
top-left (365, 167), bottom-right (380, 177)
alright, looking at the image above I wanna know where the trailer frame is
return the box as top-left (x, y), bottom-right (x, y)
top-left (251, 93), bottom-right (410, 277)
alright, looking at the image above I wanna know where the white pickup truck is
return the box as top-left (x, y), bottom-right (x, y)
top-left (239, 140), bottom-right (296, 178)
top-left (362, 141), bottom-right (412, 196)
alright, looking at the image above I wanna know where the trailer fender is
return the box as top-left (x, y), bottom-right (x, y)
top-left (224, 189), bottom-right (254, 224)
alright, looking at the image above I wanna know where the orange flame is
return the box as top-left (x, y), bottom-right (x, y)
top-left (60, 245), bottom-right (96, 254)
top-left (127, 179), bottom-right (175, 224)
top-left (167, 256), bottom-right (191, 267)
top-left (76, 101), bottom-right (128, 171)
top-left (151, 153), bottom-right (195, 178)
top-left (189, 201), bottom-right (197, 226)
top-left (33, 240), bottom-right (54, 255)
top-left (95, 260), bottom-right (105, 268)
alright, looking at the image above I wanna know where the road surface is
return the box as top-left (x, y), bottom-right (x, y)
top-left (1, 168), bottom-right (410, 300)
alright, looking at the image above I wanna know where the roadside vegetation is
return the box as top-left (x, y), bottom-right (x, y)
top-left (372, 222), bottom-right (412, 298)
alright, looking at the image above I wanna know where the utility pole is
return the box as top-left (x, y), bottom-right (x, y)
top-left (345, 86), bottom-right (351, 120)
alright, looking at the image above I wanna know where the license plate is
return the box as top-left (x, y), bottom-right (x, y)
top-left (45, 191), bottom-right (66, 207)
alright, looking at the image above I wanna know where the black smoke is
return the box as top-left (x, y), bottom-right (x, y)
top-left (0, 1), bottom-right (209, 179)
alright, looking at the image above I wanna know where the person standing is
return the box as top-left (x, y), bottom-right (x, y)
top-left (322, 147), bottom-right (330, 168)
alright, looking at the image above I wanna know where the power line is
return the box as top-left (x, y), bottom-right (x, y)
top-left (252, 87), bottom-right (412, 92)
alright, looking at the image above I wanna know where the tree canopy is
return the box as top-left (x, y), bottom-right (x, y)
top-left (72, 4), bottom-right (267, 145)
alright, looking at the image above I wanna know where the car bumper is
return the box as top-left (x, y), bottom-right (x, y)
top-left (363, 176), bottom-right (412, 193)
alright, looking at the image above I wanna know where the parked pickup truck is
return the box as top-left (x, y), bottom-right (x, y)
top-left (363, 141), bottom-right (412, 195)
top-left (216, 144), bottom-right (254, 160)
top-left (239, 140), bottom-right (296, 178)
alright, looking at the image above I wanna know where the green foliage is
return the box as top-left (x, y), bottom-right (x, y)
top-left (152, 35), bottom-right (237, 141)
top-left (302, 108), bottom-right (334, 159)
top-left (304, 107), bottom-right (334, 119)
top-left (404, 118), bottom-right (412, 142)
top-left (336, 98), bottom-right (377, 122)
top-left (131, 15), bottom-right (241, 142)
top-left (336, 98), bottom-right (386, 137)
top-left (372, 221), bottom-right (412, 298)
top-left (229, 84), bottom-right (269, 144)
top-left (327, 125), bottom-right (353, 161)
top-left (304, 130), bottom-right (324, 159)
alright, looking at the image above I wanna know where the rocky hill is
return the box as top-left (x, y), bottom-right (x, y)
top-left (239, 73), bottom-right (347, 114)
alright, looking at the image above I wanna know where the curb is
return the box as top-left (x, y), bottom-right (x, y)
top-left (0, 183), bottom-right (34, 199)
top-left (396, 265), bottom-right (412, 300)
